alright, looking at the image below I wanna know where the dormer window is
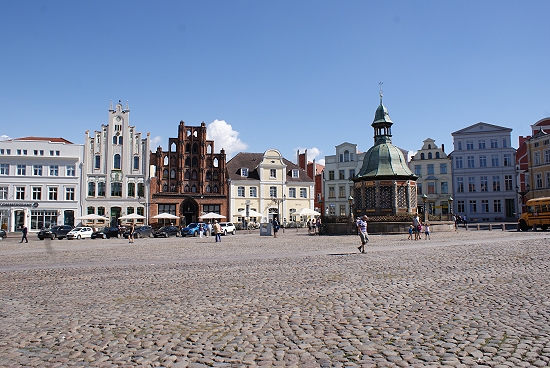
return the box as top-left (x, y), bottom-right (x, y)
top-left (241, 168), bottom-right (248, 177)
top-left (292, 169), bottom-right (299, 178)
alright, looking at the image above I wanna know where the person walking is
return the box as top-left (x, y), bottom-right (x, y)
top-left (205, 222), bottom-right (211, 238)
top-left (128, 223), bottom-right (135, 243)
top-left (199, 223), bottom-right (204, 238)
top-left (356, 215), bottom-right (369, 253)
top-left (424, 223), bottom-right (431, 240)
top-left (272, 217), bottom-right (280, 238)
top-left (20, 225), bottom-right (28, 243)
top-left (408, 225), bottom-right (414, 240)
top-left (213, 220), bottom-right (221, 242)
top-left (412, 213), bottom-right (421, 240)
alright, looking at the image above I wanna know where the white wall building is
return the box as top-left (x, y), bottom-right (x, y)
top-left (0, 137), bottom-right (83, 233)
top-left (82, 100), bottom-right (151, 225)
top-left (451, 122), bottom-right (517, 221)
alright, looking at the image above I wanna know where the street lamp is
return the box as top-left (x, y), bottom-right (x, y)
top-left (138, 196), bottom-right (151, 225)
top-left (448, 196), bottom-right (453, 219)
top-left (516, 184), bottom-right (530, 213)
top-left (422, 194), bottom-right (428, 223)
top-left (348, 195), bottom-right (354, 229)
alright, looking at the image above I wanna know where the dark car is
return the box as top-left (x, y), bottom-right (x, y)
top-left (91, 226), bottom-right (122, 239)
top-left (123, 225), bottom-right (153, 239)
top-left (153, 226), bottom-right (180, 238)
top-left (0, 229), bottom-right (6, 239)
top-left (37, 225), bottom-right (74, 240)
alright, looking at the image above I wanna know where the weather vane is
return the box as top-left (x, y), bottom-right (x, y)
top-left (379, 82), bottom-right (383, 102)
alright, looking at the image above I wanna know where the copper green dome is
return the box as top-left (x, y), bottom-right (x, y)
top-left (356, 143), bottom-right (416, 180)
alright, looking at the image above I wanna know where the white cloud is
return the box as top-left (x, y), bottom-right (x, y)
top-left (294, 147), bottom-right (324, 166)
top-left (150, 135), bottom-right (163, 149)
top-left (206, 120), bottom-right (248, 158)
top-left (0, 135), bottom-right (12, 141)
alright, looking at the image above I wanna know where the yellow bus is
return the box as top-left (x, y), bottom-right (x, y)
top-left (518, 197), bottom-right (550, 231)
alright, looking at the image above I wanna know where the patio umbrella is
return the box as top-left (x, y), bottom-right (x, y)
top-left (76, 214), bottom-right (110, 221)
top-left (296, 208), bottom-right (321, 217)
top-left (152, 212), bottom-right (180, 225)
top-left (118, 213), bottom-right (146, 220)
top-left (236, 209), bottom-right (264, 218)
top-left (199, 212), bottom-right (226, 219)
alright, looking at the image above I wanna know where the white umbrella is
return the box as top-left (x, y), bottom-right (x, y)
top-left (236, 209), bottom-right (263, 218)
top-left (76, 214), bottom-right (109, 221)
top-left (199, 212), bottom-right (226, 219)
top-left (297, 208), bottom-right (321, 216)
top-left (152, 213), bottom-right (180, 219)
top-left (118, 213), bottom-right (146, 220)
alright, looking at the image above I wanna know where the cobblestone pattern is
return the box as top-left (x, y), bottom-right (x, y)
top-left (0, 230), bottom-right (549, 367)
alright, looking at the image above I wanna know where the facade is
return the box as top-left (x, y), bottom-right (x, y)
top-left (323, 143), bottom-right (365, 217)
top-left (297, 150), bottom-right (324, 212)
top-left (450, 122), bottom-right (517, 221)
top-left (227, 149), bottom-right (314, 226)
top-left (408, 138), bottom-right (453, 217)
top-left (150, 121), bottom-right (227, 226)
top-left (83, 100), bottom-right (151, 225)
top-left (0, 137), bottom-right (83, 232)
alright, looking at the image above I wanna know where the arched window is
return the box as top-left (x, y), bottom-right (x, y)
top-left (213, 185), bottom-right (219, 193)
top-left (118, 136), bottom-right (123, 145)
top-left (185, 143), bottom-right (191, 152)
top-left (207, 144), bottom-right (212, 154)
top-left (428, 152), bottom-right (433, 159)
top-left (162, 184), bottom-right (168, 192)
top-left (184, 170), bottom-right (190, 179)
top-left (192, 170), bottom-right (197, 180)
top-left (163, 169), bottom-right (168, 179)
top-left (213, 170), bottom-right (219, 181)
top-left (192, 144), bottom-right (198, 154)
top-left (163, 156), bottom-right (169, 165)
top-left (184, 185), bottom-right (190, 192)
top-left (114, 154), bottom-right (121, 169)
top-left (171, 142), bottom-right (176, 152)
top-left (344, 150), bottom-right (350, 162)
top-left (191, 184), bottom-right (197, 192)
top-left (213, 158), bottom-right (219, 167)
top-left (206, 185), bottom-right (211, 193)
top-left (170, 183), bottom-right (176, 192)
top-left (133, 156), bottom-right (139, 170)
top-left (185, 157), bottom-right (190, 167)
top-left (421, 153), bottom-right (425, 160)
top-left (112, 136), bottom-right (117, 145)
top-left (170, 169), bottom-right (176, 179)
top-left (192, 157), bottom-right (198, 167)
top-left (206, 170), bottom-right (212, 180)
top-left (428, 144), bottom-right (432, 149)
top-left (436, 152), bottom-right (440, 159)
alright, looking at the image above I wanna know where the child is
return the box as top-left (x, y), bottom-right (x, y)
top-left (424, 223), bottom-right (430, 240)
top-left (408, 225), bottom-right (413, 240)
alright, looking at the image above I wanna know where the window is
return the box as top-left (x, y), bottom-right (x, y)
top-left (32, 187), bottom-right (42, 200)
top-left (15, 187), bottom-right (25, 199)
top-left (339, 170), bottom-right (345, 180)
top-left (467, 156), bottom-right (475, 168)
top-left (491, 155), bottom-right (499, 167)
top-left (457, 177), bottom-right (464, 193)
top-left (241, 168), bottom-right (249, 177)
top-left (114, 154), bottom-right (121, 169)
top-left (417, 183), bottom-right (422, 195)
top-left (17, 164), bottom-right (26, 175)
top-left (50, 150), bottom-right (54, 156)
top-left (0, 186), bottom-right (7, 200)
top-left (88, 182), bottom-right (95, 197)
top-left (0, 163), bottom-right (8, 175)
top-left (502, 138), bottom-right (507, 148)
top-left (269, 169), bottom-right (276, 179)
top-left (427, 164), bottom-right (434, 175)
top-left (65, 187), bottom-right (75, 201)
top-left (329, 204), bottom-right (335, 216)
top-left (441, 182), bottom-right (448, 194)
top-left (137, 183), bottom-right (144, 197)
top-left (300, 188), bottom-right (307, 198)
top-left (428, 152), bottom-right (433, 159)
top-left (468, 177), bottom-right (476, 192)
top-left (128, 182), bottom-right (135, 197)
top-left (33, 165), bottom-right (43, 176)
top-left (455, 157), bottom-right (463, 169)
top-left (98, 182), bottom-right (106, 196)
top-left (329, 186), bottom-right (335, 198)
top-left (342, 150), bottom-right (350, 162)
top-left (492, 176), bottom-right (501, 191)
top-left (421, 153), bottom-right (425, 160)
top-left (457, 141), bottom-right (462, 150)
top-left (49, 165), bottom-right (59, 176)
top-left (111, 182), bottom-right (122, 197)
top-left (457, 200), bottom-right (465, 213)
top-left (17, 149), bottom-right (21, 155)
top-left (94, 155), bottom-right (101, 169)
top-left (545, 150), bottom-right (550, 164)
top-left (466, 141), bottom-right (474, 150)
top-left (158, 204), bottom-right (177, 215)
top-left (469, 200), bottom-right (477, 213)
top-left (269, 186), bottom-right (277, 197)
top-left (480, 176), bottom-right (488, 192)
top-left (249, 187), bottom-right (257, 197)
top-left (56, 150), bottom-right (60, 156)
top-left (48, 187), bottom-right (58, 200)
top-left (427, 182), bottom-right (435, 194)
top-left (534, 151), bottom-right (541, 165)
top-left (237, 186), bottom-right (245, 197)
top-left (328, 171), bottom-right (334, 180)
top-left (339, 186), bottom-right (345, 198)
top-left (490, 139), bottom-right (498, 148)
top-left (503, 154), bottom-right (512, 167)
top-left (478, 140), bottom-right (486, 149)
top-left (415, 165), bottom-right (422, 176)
top-left (481, 200), bottom-right (489, 213)
top-left (536, 173), bottom-right (543, 189)
top-left (133, 156), bottom-right (140, 170)
top-left (479, 155), bottom-right (487, 167)
top-left (349, 169), bottom-right (355, 179)
top-left (288, 188), bottom-right (296, 198)
top-left (339, 205), bottom-right (346, 216)
top-left (292, 169), bottom-right (299, 178)
top-left (66, 165), bottom-right (75, 176)
top-left (505, 175), bottom-right (513, 191)
top-left (493, 200), bottom-right (502, 213)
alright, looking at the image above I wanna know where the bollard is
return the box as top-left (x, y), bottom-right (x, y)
top-left (489, 224), bottom-right (492, 231)
top-left (502, 223), bottom-right (505, 231)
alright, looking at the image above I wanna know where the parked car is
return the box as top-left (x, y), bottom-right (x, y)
top-left (0, 229), bottom-right (6, 239)
top-left (153, 226), bottom-right (180, 238)
top-left (91, 226), bottom-right (122, 239)
top-left (66, 227), bottom-right (94, 240)
top-left (37, 225), bottom-right (74, 240)
top-left (123, 225), bottom-right (153, 239)
top-left (180, 222), bottom-right (206, 237)
top-left (218, 222), bottom-right (237, 236)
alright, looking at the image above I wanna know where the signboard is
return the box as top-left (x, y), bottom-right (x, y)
top-left (259, 223), bottom-right (272, 236)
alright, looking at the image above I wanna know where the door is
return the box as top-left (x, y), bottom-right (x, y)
top-left (505, 199), bottom-right (515, 219)
top-left (14, 210), bottom-right (25, 231)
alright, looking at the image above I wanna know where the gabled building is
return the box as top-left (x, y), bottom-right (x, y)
top-left (150, 121), bottom-right (227, 226)
top-left (83, 100), bottom-right (151, 225)
top-left (408, 138), bottom-right (453, 217)
top-left (451, 122), bottom-right (517, 221)
top-left (297, 150), bottom-right (324, 212)
top-left (227, 149), bottom-right (314, 226)
top-left (0, 137), bottom-right (83, 232)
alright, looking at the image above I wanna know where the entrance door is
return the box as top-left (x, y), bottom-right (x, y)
top-left (14, 210), bottom-right (25, 231)
top-left (111, 207), bottom-right (121, 226)
top-left (505, 199), bottom-right (515, 219)
top-left (181, 201), bottom-right (197, 227)
top-left (64, 210), bottom-right (75, 226)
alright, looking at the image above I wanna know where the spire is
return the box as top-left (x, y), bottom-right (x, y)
top-left (379, 81), bottom-right (383, 105)
top-left (109, 100), bottom-right (114, 112)
top-left (125, 100), bottom-right (130, 112)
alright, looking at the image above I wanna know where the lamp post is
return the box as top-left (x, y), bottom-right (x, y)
top-left (138, 196), bottom-right (151, 225)
top-left (448, 196), bottom-right (453, 220)
top-left (348, 195), bottom-right (354, 232)
top-left (516, 184), bottom-right (530, 214)
top-left (422, 194), bottom-right (428, 223)
top-left (271, 194), bottom-right (286, 230)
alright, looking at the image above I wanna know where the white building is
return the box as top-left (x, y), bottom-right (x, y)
top-left (451, 122), bottom-right (517, 221)
top-left (82, 100), bottom-right (151, 225)
top-left (0, 137), bottom-right (83, 233)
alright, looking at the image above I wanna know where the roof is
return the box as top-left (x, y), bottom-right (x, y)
top-left (13, 137), bottom-right (73, 144)
top-left (227, 152), bottom-right (313, 182)
top-left (355, 143), bottom-right (416, 180)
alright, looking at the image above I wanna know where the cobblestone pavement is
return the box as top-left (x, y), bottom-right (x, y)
top-left (0, 229), bottom-right (549, 367)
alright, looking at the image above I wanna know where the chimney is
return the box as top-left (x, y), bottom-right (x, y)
top-left (441, 143), bottom-right (445, 153)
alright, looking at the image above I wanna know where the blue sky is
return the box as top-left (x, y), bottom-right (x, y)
top-left (2, 1), bottom-right (550, 164)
